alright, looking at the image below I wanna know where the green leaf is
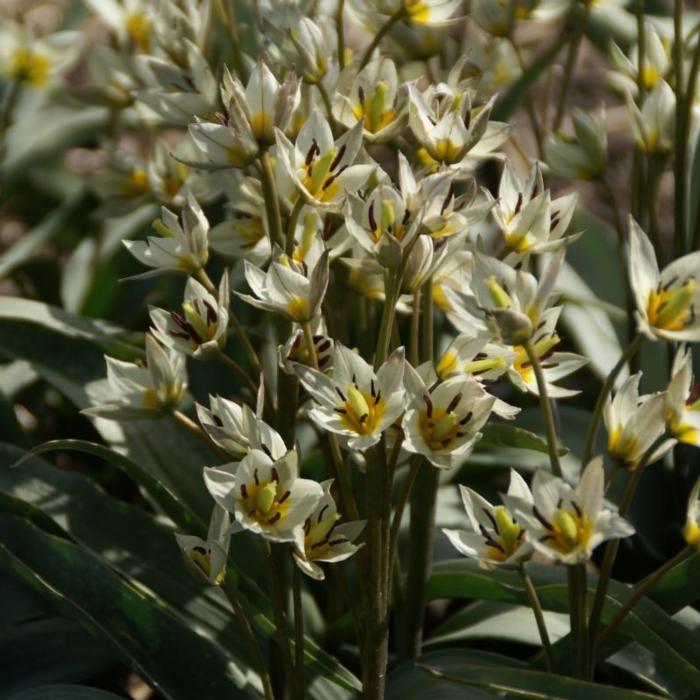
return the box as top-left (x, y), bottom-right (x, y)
top-left (7, 685), bottom-right (125, 700)
top-left (0, 514), bottom-right (259, 700)
top-left (477, 423), bottom-right (567, 456)
top-left (386, 649), bottom-right (664, 700)
top-left (23, 439), bottom-right (206, 537)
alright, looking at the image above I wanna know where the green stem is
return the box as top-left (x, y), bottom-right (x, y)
top-left (673, 0), bottom-right (687, 256)
top-left (362, 447), bottom-right (390, 700)
top-left (266, 544), bottom-right (295, 699)
top-left (375, 268), bottom-right (401, 368)
top-left (315, 81), bottom-right (336, 128)
top-left (410, 288), bottom-right (421, 367)
top-left (215, 349), bottom-right (260, 399)
top-left (595, 546), bottom-right (692, 653)
top-left (222, 584), bottom-right (274, 700)
top-left (336, 0), bottom-right (346, 69)
top-left (173, 410), bottom-right (229, 461)
top-left (0, 79), bottom-right (21, 151)
top-left (292, 565), bottom-right (305, 700)
top-left (359, 7), bottom-right (407, 70)
top-left (552, 2), bottom-right (591, 132)
top-left (523, 339), bottom-right (562, 477)
top-left (259, 150), bottom-right (285, 249)
top-left (582, 333), bottom-right (644, 466)
top-left (587, 434), bottom-right (668, 661)
top-left (286, 196), bottom-right (305, 257)
top-left (685, 25), bottom-right (700, 251)
top-left (508, 36), bottom-right (544, 158)
top-left (519, 565), bottom-right (556, 673)
top-left (647, 157), bottom-right (666, 263)
top-left (568, 563), bottom-right (588, 678)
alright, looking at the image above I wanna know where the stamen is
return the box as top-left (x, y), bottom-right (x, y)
top-left (368, 202), bottom-right (377, 231)
top-left (268, 512), bottom-right (281, 524)
top-left (446, 393), bottom-right (463, 413)
top-left (254, 469), bottom-right (260, 485)
top-left (261, 444), bottom-right (272, 458)
top-left (423, 394), bottom-right (433, 418)
top-left (459, 412), bottom-right (473, 425)
top-left (271, 467), bottom-right (280, 482)
top-left (330, 144), bottom-right (346, 172)
top-left (533, 506), bottom-right (553, 530)
top-left (318, 504), bottom-right (329, 522)
top-left (278, 490), bottom-right (291, 504)
top-left (335, 387), bottom-right (347, 401)
top-left (514, 192), bottom-right (523, 216)
top-left (241, 484), bottom-right (249, 499)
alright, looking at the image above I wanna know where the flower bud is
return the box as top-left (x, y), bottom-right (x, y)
top-left (488, 308), bottom-right (533, 346)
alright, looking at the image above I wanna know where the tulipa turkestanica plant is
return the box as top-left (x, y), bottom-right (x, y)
top-left (3, 1), bottom-right (700, 699)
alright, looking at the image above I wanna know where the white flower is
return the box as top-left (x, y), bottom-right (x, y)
top-left (604, 373), bottom-right (675, 470)
top-left (609, 21), bottom-right (669, 96)
top-left (0, 23), bottom-right (82, 88)
top-left (238, 249), bottom-right (330, 322)
top-left (150, 274), bottom-right (229, 358)
top-left (333, 58), bottom-right (405, 143)
top-left (628, 80), bottom-right (675, 155)
top-left (204, 449), bottom-right (322, 543)
top-left (84, 0), bottom-right (154, 51)
top-left (443, 470), bottom-right (533, 569)
top-left (436, 334), bottom-right (513, 382)
top-left (352, 0), bottom-right (462, 27)
top-left (276, 112), bottom-right (374, 210)
top-left (628, 217), bottom-right (700, 342)
top-left (294, 344), bottom-right (406, 450)
top-left (408, 85), bottom-right (508, 171)
top-left (491, 161), bottom-right (578, 256)
top-left (470, 0), bottom-right (567, 36)
top-left (292, 480), bottom-right (365, 580)
top-left (666, 347), bottom-right (700, 447)
top-left (123, 194), bottom-right (209, 277)
top-left (176, 505), bottom-right (230, 586)
top-left (684, 477), bottom-right (700, 552)
top-left (503, 459), bottom-right (635, 565)
top-left (402, 363), bottom-right (495, 468)
top-left (196, 396), bottom-right (286, 460)
top-left (84, 335), bottom-right (187, 419)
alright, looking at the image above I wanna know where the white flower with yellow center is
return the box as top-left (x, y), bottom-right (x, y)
top-left (492, 161), bottom-right (579, 256)
top-left (628, 217), bottom-right (700, 342)
top-left (123, 194), bottom-right (209, 277)
top-left (436, 335), bottom-right (513, 382)
top-left (604, 373), bottom-right (675, 470)
top-left (627, 80), bottom-right (675, 155)
top-left (684, 477), bottom-right (700, 552)
top-left (84, 335), bottom-right (187, 419)
top-left (84, 0), bottom-right (154, 51)
top-left (279, 319), bottom-right (334, 375)
top-left (503, 458), bottom-right (635, 565)
top-left (402, 363), bottom-right (495, 468)
top-left (150, 274), bottom-right (229, 358)
top-left (408, 84), bottom-right (509, 171)
top-left (666, 347), bottom-right (700, 448)
top-left (443, 470), bottom-right (533, 569)
top-left (276, 112), bottom-right (374, 211)
top-left (294, 344), bottom-right (406, 450)
top-left (470, 0), bottom-right (568, 36)
top-left (238, 248), bottom-right (330, 323)
top-left (204, 449), bottom-right (322, 543)
top-left (293, 480), bottom-right (365, 580)
top-left (0, 23), bottom-right (81, 88)
top-left (196, 396), bottom-right (286, 460)
top-left (176, 505), bottom-right (230, 586)
top-left (333, 58), bottom-right (404, 143)
top-left (352, 0), bottom-right (462, 27)
top-left (610, 22), bottom-right (669, 96)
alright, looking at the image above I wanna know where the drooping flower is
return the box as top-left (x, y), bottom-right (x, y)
top-left (150, 274), bottom-right (229, 358)
top-left (123, 194), bottom-right (209, 277)
top-left (628, 217), bottom-right (700, 342)
top-left (237, 249), bottom-right (330, 322)
top-left (402, 363), bottom-right (495, 468)
top-left (175, 505), bottom-right (230, 586)
top-left (443, 470), bottom-right (533, 569)
top-left (84, 335), bottom-right (187, 419)
top-left (196, 396), bottom-right (286, 460)
top-left (666, 346), bottom-right (700, 447)
top-left (276, 112), bottom-right (374, 210)
top-left (294, 344), bottom-right (406, 450)
top-left (204, 449), bottom-right (323, 543)
top-left (292, 480), bottom-right (365, 580)
top-left (503, 458), bottom-right (635, 565)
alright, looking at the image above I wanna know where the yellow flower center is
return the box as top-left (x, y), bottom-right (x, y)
top-left (286, 296), bottom-right (310, 321)
top-left (126, 12), bottom-right (151, 51)
top-left (513, 335), bottom-right (559, 386)
top-left (646, 279), bottom-right (697, 331)
top-left (9, 48), bottom-right (50, 86)
top-left (483, 506), bottom-right (526, 562)
top-left (338, 385), bottom-right (386, 435)
top-left (419, 393), bottom-right (468, 451)
top-left (240, 476), bottom-right (291, 527)
top-left (538, 504), bottom-right (592, 555)
top-left (351, 81), bottom-right (396, 134)
top-left (684, 519), bottom-right (700, 551)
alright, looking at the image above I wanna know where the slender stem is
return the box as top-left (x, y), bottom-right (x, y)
top-left (359, 7), bottom-right (407, 70)
top-left (568, 563), bottom-right (588, 678)
top-left (587, 434), bottom-right (669, 658)
top-left (362, 448), bottom-right (389, 700)
top-left (519, 565), bottom-right (556, 673)
top-left (410, 288), bottom-right (421, 367)
top-left (336, 0), bottom-right (346, 69)
top-left (523, 339), bottom-right (562, 477)
top-left (420, 278), bottom-right (433, 362)
top-left (635, 0), bottom-right (646, 102)
top-left (552, 2), bottom-right (590, 131)
top-left (508, 36), bottom-right (544, 158)
top-left (173, 410), bottom-right (229, 461)
top-left (0, 79), bottom-right (21, 151)
top-left (215, 349), bottom-right (259, 398)
top-left (217, 0), bottom-right (248, 82)
top-left (301, 322), bottom-right (319, 370)
top-left (222, 584), bottom-right (274, 700)
top-left (582, 333), bottom-right (644, 466)
top-left (292, 565), bottom-right (305, 700)
top-left (375, 268), bottom-right (401, 368)
top-left (685, 26), bottom-right (700, 251)
top-left (647, 157), bottom-right (665, 262)
top-left (286, 197), bottom-right (305, 257)
top-left (259, 150), bottom-right (285, 249)
top-left (595, 546), bottom-right (692, 652)
top-left (267, 544), bottom-right (295, 700)
top-left (388, 455), bottom-right (421, 585)
top-left (673, 0), bottom-right (687, 256)
top-left (315, 81), bottom-right (336, 128)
